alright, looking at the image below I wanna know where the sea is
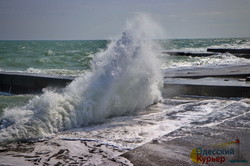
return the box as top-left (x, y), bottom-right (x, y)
top-left (1, 38), bottom-right (250, 76)
top-left (0, 16), bottom-right (250, 151)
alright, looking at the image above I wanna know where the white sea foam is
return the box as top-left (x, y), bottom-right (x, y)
top-left (210, 40), bottom-right (250, 49)
top-left (53, 98), bottom-right (250, 149)
top-left (27, 67), bottom-right (84, 76)
top-left (161, 53), bottom-right (250, 69)
top-left (0, 14), bottom-right (163, 143)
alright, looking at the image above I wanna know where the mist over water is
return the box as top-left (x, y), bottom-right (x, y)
top-left (0, 14), bottom-right (163, 143)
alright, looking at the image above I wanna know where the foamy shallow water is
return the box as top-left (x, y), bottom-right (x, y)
top-left (49, 97), bottom-right (250, 150)
top-left (1, 96), bottom-right (249, 166)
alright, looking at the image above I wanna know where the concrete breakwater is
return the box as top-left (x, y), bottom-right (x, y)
top-left (0, 71), bottom-right (75, 94)
top-left (163, 64), bottom-right (250, 98)
top-left (1, 48), bottom-right (250, 97)
top-left (163, 78), bottom-right (250, 98)
top-left (207, 48), bottom-right (250, 54)
top-left (0, 64), bottom-right (250, 98)
top-left (162, 51), bottom-right (215, 57)
top-left (163, 48), bottom-right (250, 58)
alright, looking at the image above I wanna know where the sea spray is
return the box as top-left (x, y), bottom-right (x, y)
top-left (0, 14), bottom-right (163, 143)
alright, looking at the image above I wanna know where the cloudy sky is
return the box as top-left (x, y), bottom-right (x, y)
top-left (0, 0), bottom-right (250, 40)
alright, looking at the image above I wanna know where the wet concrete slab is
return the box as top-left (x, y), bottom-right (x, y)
top-left (120, 96), bottom-right (250, 166)
top-left (163, 64), bottom-right (250, 98)
top-left (121, 125), bottom-right (250, 166)
top-left (165, 77), bottom-right (250, 87)
top-left (163, 64), bottom-right (250, 78)
top-left (163, 77), bottom-right (250, 98)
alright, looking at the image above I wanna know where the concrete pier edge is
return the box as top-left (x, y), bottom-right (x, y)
top-left (0, 71), bottom-right (75, 94)
top-left (162, 48), bottom-right (250, 58)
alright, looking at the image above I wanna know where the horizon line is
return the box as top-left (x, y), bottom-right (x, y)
top-left (1, 36), bottom-right (250, 41)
